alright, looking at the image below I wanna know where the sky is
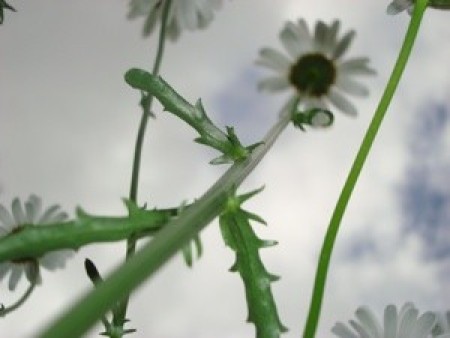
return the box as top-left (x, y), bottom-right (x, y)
top-left (0, 1), bottom-right (449, 337)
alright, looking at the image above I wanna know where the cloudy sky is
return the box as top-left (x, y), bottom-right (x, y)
top-left (1, 1), bottom-right (449, 337)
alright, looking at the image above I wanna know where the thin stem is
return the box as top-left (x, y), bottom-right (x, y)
top-left (115, 0), bottom-right (172, 330)
top-left (39, 99), bottom-right (299, 338)
top-left (302, 2), bottom-right (428, 337)
top-left (0, 281), bottom-right (36, 317)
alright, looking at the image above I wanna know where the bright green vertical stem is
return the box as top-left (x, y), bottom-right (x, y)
top-left (302, 1), bottom-right (428, 337)
top-left (116, 0), bottom-right (172, 330)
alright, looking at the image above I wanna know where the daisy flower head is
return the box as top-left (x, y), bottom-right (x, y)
top-left (128, 0), bottom-right (223, 40)
top-left (387, 0), bottom-right (450, 14)
top-left (257, 19), bottom-right (375, 117)
top-left (387, 0), bottom-right (414, 15)
top-left (0, 195), bottom-right (73, 291)
top-left (332, 302), bottom-right (443, 338)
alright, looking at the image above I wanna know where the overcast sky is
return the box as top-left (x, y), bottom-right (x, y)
top-left (1, 1), bottom-right (449, 337)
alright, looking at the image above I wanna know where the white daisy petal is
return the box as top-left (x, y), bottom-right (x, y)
top-left (339, 57), bottom-right (377, 75)
top-left (12, 198), bottom-right (27, 225)
top-left (336, 75), bottom-right (370, 97)
top-left (314, 20), bottom-right (328, 53)
top-left (356, 306), bottom-right (383, 338)
top-left (349, 319), bottom-right (371, 337)
top-left (280, 22), bottom-right (306, 59)
top-left (324, 20), bottom-right (340, 52)
top-left (8, 265), bottom-right (24, 291)
top-left (332, 322), bottom-right (359, 338)
top-left (328, 88), bottom-right (358, 116)
top-left (38, 205), bottom-right (60, 224)
top-left (257, 48), bottom-right (291, 72)
top-left (384, 305), bottom-right (399, 338)
top-left (333, 30), bottom-right (356, 60)
top-left (257, 76), bottom-right (290, 92)
top-left (398, 307), bottom-right (419, 338)
top-left (40, 250), bottom-right (74, 270)
top-left (0, 262), bottom-right (12, 280)
top-left (0, 204), bottom-right (15, 230)
top-left (25, 194), bottom-right (42, 223)
top-left (410, 312), bottom-right (436, 338)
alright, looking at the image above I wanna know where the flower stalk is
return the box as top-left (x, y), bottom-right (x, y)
top-left (302, 1), bottom-right (429, 337)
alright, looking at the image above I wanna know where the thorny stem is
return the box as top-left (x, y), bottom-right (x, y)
top-left (302, 1), bottom-right (429, 337)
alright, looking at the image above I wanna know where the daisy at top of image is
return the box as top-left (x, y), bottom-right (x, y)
top-left (387, 0), bottom-right (450, 14)
top-left (332, 302), bottom-right (450, 338)
top-left (387, 0), bottom-right (414, 15)
top-left (128, 0), bottom-right (223, 40)
top-left (0, 195), bottom-right (73, 291)
top-left (256, 19), bottom-right (375, 117)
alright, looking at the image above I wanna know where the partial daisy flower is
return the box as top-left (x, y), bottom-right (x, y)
top-left (387, 0), bottom-right (450, 14)
top-left (0, 195), bottom-right (73, 291)
top-left (257, 19), bottom-right (375, 117)
top-left (331, 302), bottom-right (443, 338)
top-left (128, 0), bottom-right (223, 40)
top-left (433, 311), bottom-right (450, 337)
top-left (387, 0), bottom-right (414, 14)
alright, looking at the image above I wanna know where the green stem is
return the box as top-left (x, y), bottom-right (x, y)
top-left (302, 2), bottom-right (428, 337)
top-left (115, 0), bottom-right (172, 329)
top-left (0, 280), bottom-right (36, 317)
top-left (39, 98), bottom-right (299, 338)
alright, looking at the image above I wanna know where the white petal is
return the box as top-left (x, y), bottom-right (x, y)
top-left (25, 194), bottom-right (42, 223)
top-left (38, 205), bottom-right (60, 224)
top-left (356, 306), bottom-right (383, 338)
top-left (0, 262), bottom-right (12, 280)
top-left (280, 22), bottom-right (307, 59)
top-left (333, 30), bottom-right (356, 60)
top-left (338, 57), bottom-right (377, 76)
top-left (0, 204), bottom-right (15, 230)
top-left (349, 319), bottom-right (371, 337)
top-left (410, 312), bottom-right (436, 338)
top-left (336, 75), bottom-right (370, 97)
top-left (398, 308), bottom-right (419, 338)
top-left (384, 305), bottom-right (398, 338)
top-left (257, 48), bottom-right (291, 72)
top-left (12, 198), bottom-right (27, 225)
top-left (40, 250), bottom-right (74, 270)
top-left (257, 76), bottom-right (290, 92)
top-left (327, 89), bottom-right (358, 116)
top-left (331, 322), bottom-right (358, 338)
top-left (314, 20), bottom-right (328, 53)
top-left (8, 265), bottom-right (24, 291)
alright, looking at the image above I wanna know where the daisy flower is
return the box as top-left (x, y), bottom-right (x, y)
top-left (257, 19), bottom-right (375, 117)
top-left (387, 0), bottom-right (414, 14)
top-left (387, 0), bottom-right (450, 14)
top-left (128, 0), bottom-right (223, 40)
top-left (332, 302), bottom-right (449, 338)
top-left (0, 195), bottom-right (73, 291)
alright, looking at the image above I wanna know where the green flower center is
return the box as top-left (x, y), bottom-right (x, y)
top-left (289, 53), bottom-right (336, 97)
